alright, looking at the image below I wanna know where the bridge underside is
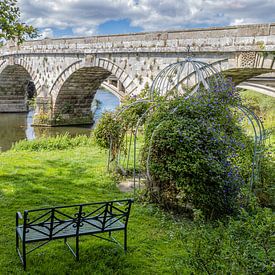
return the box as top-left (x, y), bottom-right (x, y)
top-left (0, 65), bottom-right (33, 113)
top-left (222, 68), bottom-right (274, 85)
top-left (33, 66), bottom-right (112, 126)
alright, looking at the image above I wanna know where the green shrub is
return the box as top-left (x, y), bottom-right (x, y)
top-left (11, 134), bottom-right (93, 151)
top-left (93, 112), bottom-right (127, 158)
top-left (94, 92), bottom-right (151, 159)
top-left (255, 146), bottom-right (275, 208)
top-left (143, 84), bottom-right (251, 219)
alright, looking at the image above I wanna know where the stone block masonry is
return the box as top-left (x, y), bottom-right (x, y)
top-left (0, 23), bottom-right (274, 126)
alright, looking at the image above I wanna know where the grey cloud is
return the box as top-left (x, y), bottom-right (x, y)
top-left (17, 0), bottom-right (275, 37)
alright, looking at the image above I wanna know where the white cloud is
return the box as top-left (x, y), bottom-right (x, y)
top-left (17, 0), bottom-right (275, 37)
top-left (40, 28), bottom-right (54, 39)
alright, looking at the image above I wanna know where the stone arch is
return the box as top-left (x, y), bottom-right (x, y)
top-left (48, 57), bottom-right (138, 125)
top-left (94, 58), bottom-right (138, 96)
top-left (222, 68), bottom-right (275, 85)
top-left (13, 57), bottom-right (40, 93)
top-left (0, 62), bottom-right (37, 112)
top-left (101, 79), bottom-right (125, 99)
top-left (50, 58), bottom-right (138, 99)
top-left (0, 60), bottom-right (7, 74)
top-left (52, 66), bottom-right (111, 125)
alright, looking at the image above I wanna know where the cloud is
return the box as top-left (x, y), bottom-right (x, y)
top-left (17, 0), bottom-right (275, 37)
top-left (39, 28), bottom-right (54, 39)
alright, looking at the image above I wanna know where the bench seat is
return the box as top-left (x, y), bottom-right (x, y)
top-left (17, 217), bottom-right (125, 242)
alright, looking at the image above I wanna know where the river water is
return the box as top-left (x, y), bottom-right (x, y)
top-left (0, 89), bottom-right (120, 151)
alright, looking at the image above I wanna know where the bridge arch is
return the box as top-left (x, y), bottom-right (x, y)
top-left (222, 68), bottom-right (275, 85)
top-left (50, 57), bottom-right (138, 99)
top-left (48, 58), bottom-right (138, 125)
top-left (0, 61), bottom-right (38, 112)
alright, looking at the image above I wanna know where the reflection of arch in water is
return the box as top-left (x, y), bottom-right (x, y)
top-left (0, 113), bottom-right (27, 151)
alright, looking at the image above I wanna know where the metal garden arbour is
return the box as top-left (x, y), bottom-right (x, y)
top-left (108, 52), bottom-right (267, 195)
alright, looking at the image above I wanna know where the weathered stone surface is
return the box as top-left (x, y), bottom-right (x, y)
top-left (0, 23), bottom-right (274, 125)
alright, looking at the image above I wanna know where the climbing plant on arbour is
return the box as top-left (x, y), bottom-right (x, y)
top-left (94, 58), bottom-right (266, 219)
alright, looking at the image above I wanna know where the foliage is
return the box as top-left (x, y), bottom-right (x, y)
top-left (11, 134), bottom-right (93, 151)
top-left (0, 0), bottom-right (37, 44)
top-left (182, 208), bottom-right (274, 274)
top-left (95, 83), bottom-right (274, 219)
top-left (94, 89), bottom-right (151, 159)
top-left (93, 111), bottom-right (127, 158)
top-left (95, 82), bottom-right (275, 221)
top-left (143, 82), bottom-right (252, 219)
top-left (241, 89), bottom-right (275, 124)
top-left (255, 146), bottom-right (275, 208)
top-left (240, 89), bottom-right (275, 208)
top-left (240, 89), bottom-right (275, 144)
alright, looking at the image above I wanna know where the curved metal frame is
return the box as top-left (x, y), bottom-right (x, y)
top-left (108, 57), bottom-right (266, 194)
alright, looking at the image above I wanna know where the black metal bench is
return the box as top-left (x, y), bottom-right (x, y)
top-left (16, 198), bottom-right (133, 270)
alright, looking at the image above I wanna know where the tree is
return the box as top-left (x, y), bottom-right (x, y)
top-left (0, 0), bottom-right (37, 44)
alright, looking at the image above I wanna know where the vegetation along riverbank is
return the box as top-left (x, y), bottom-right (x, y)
top-left (0, 89), bottom-right (274, 274)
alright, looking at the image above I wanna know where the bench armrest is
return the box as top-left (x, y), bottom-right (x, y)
top-left (17, 212), bottom-right (23, 219)
top-left (16, 211), bottom-right (24, 227)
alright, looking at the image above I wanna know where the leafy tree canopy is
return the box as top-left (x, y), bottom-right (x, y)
top-left (0, 0), bottom-right (37, 44)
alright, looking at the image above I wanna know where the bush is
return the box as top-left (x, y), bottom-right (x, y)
top-left (94, 84), bottom-right (273, 219)
top-left (94, 92), bottom-right (151, 159)
top-left (93, 112), bottom-right (125, 154)
top-left (143, 84), bottom-right (251, 219)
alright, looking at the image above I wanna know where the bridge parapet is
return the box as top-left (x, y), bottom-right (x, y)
top-left (1, 23), bottom-right (275, 55)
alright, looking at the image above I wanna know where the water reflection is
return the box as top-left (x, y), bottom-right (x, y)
top-left (0, 89), bottom-right (120, 151)
top-left (0, 113), bottom-right (27, 151)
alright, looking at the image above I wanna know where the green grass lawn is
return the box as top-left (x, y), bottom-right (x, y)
top-left (0, 144), bottom-right (193, 274)
top-left (0, 140), bottom-right (273, 274)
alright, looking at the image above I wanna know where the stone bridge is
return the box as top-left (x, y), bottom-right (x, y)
top-left (0, 23), bottom-right (274, 126)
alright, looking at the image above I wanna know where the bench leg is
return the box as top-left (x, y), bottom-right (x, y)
top-left (76, 236), bottom-right (79, 261)
top-left (16, 231), bottom-right (26, 270)
top-left (16, 245), bottom-right (26, 270)
top-left (22, 242), bottom-right (26, 270)
top-left (16, 230), bottom-right (19, 250)
top-left (124, 229), bottom-right (127, 252)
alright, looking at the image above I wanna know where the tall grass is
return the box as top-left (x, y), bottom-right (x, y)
top-left (240, 89), bottom-right (275, 143)
top-left (11, 134), bottom-right (93, 151)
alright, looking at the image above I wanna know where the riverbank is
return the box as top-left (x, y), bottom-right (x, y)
top-left (0, 138), bottom-right (273, 274)
top-left (0, 89), bottom-right (120, 151)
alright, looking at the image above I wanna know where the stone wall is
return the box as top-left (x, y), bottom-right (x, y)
top-left (0, 22), bottom-right (274, 126)
top-left (1, 23), bottom-right (274, 55)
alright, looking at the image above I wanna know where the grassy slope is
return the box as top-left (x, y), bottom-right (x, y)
top-left (240, 89), bottom-right (275, 145)
top-left (0, 145), bottom-right (191, 274)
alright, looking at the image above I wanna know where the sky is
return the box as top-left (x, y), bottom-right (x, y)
top-left (17, 0), bottom-right (275, 39)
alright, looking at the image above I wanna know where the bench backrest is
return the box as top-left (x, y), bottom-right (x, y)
top-left (21, 199), bottom-right (133, 240)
